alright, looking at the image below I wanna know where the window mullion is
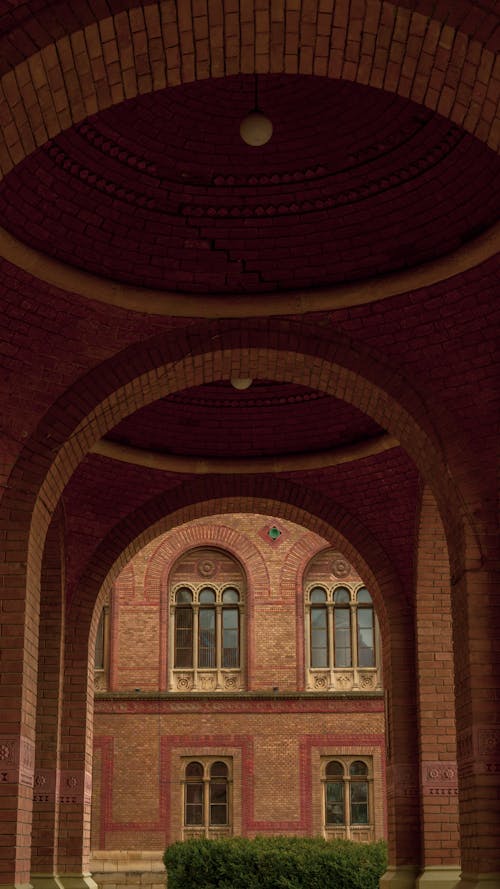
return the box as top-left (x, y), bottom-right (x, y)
top-left (327, 604), bottom-right (334, 673)
top-left (193, 606), bottom-right (199, 672)
top-left (216, 604), bottom-right (222, 672)
top-left (350, 603), bottom-right (356, 669)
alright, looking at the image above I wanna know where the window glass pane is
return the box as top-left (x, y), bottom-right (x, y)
top-left (310, 587), bottom-right (327, 603)
top-left (210, 804), bottom-right (228, 825)
top-left (222, 608), bottom-right (239, 668)
top-left (310, 607), bottom-right (328, 668)
top-left (185, 781), bottom-right (204, 825)
top-left (357, 587), bottom-right (372, 604)
top-left (334, 587), bottom-right (350, 604)
top-left (186, 761), bottom-right (203, 778)
top-left (210, 762), bottom-right (228, 778)
top-left (175, 606), bottom-right (193, 668)
top-left (199, 588), bottom-right (216, 604)
top-left (350, 761), bottom-right (368, 777)
top-left (95, 610), bottom-right (105, 670)
top-left (326, 781), bottom-right (344, 824)
top-left (325, 761), bottom-right (343, 777)
top-left (222, 588), bottom-right (239, 604)
top-left (357, 609), bottom-right (375, 667)
top-left (199, 607), bottom-right (216, 668)
top-left (176, 587), bottom-right (193, 604)
top-left (350, 781), bottom-right (369, 824)
top-left (334, 607), bottom-right (351, 667)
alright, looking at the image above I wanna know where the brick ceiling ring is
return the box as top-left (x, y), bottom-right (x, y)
top-left (10, 341), bottom-right (476, 613)
top-left (92, 433), bottom-right (399, 472)
top-left (0, 1), bottom-right (498, 183)
top-left (0, 220), bottom-right (498, 316)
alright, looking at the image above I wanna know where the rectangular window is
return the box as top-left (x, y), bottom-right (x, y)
top-left (311, 606), bottom-right (328, 667)
top-left (357, 609), bottom-right (375, 667)
top-left (325, 781), bottom-right (344, 824)
top-left (222, 607), bottom-right (239, 668)
top-left (175, 607), bottom-right (193, 668)
top-left (185, 782), bottom-right (203, 825)
top-left (95, 609), bottom-right (105, 670)
top-left (210, 780), bottom-right (228, 825)
top-left (334, 608), bottom-right (352, 667)
top-left (199, 607), bottom-right (216, 668)
top-left (350, 780), bottom-right (369, 824)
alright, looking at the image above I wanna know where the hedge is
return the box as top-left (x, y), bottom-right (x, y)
top-left (163, 836), bottom-right (387, 889)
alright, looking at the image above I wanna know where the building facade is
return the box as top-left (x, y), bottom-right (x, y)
top-left (90, 515), bottom-right (386, 883)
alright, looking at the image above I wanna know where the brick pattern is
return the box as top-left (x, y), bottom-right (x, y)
top-left (415, 487), bottom-right (459, 867)
top-left (1, 75), bottom-right (498, 293)
top-left (0, 0), bottom-right (499, 186)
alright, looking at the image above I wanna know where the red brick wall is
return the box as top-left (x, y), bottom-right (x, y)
top-left (92, 513), bottom-right (386, 850)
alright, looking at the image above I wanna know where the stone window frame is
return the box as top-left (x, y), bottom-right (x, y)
top-left (94, 604), bottom-right (110, 692)
top-left (169, 583), bottom-right (245, 692)
top-left (181, 756), bottom-right (233, 839)
top-left (321, 755), bottom-right (374, 841)
top-left (304, 583), bottom-right (382, 693)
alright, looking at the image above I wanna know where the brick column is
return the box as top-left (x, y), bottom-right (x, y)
top-left (31, 518), bottom-right (66, 889)
top-left (414, 488), bottom-right (460, 889)
top-left (0, 527), bottom-right (37, 889)
top-left (380, 609), bottom-right (421, 889)
top-left (56, 615), bottom-right (96, 889)
top-left (453, 533), bottom-right (500, 889)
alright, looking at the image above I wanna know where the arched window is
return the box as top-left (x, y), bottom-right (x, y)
top-left (325, 760), bottom-right (345, 824)
top-left (169, 553), bottom-right (244, 692)
top-left (305, 577), bottom-right (380, 691)
top-left (356, 588), bottom-right (375, 667)
top-left (310, 587), bottom-right (328, 668)
top-left (323, 757), bottom-right (373, 838)
top-left (174, 588), bottom-right (194, 668)
top-left (333, 587), bottom-right (351, 667)
top-left (349, 760), bottom-right (369, 824)
top-left (183, 758), bottom-right (232, 836)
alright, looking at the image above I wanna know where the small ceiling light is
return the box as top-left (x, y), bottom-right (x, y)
top-left (240, 76), bottom-right (273, 147)
top-left (230, 377), bottom-right (253, 390)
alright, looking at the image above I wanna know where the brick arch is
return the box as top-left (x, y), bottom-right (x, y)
top-left (0, 0), bottom-right (498, 184)
top-left (0, 320), bottom-right (477, 784)
top-left (136, 522), bottom-right (270, 690)
top-left (65, 475), bottom-right (417, 867)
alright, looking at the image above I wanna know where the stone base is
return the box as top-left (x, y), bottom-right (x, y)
top-left (31, 878), bottom-right (65, 889)
top-left (54, 877), bottom-right (97, 889)
top-left (456, 876), bottom-right (500, 889)
top-left (417, 867), bottom-right (461, 888)
top-left (380, 866), bottom-right (420, 889)
top-left (0, 883), bottom-right (33, 889)
top-left (90, 853), bottom-right (165, 889)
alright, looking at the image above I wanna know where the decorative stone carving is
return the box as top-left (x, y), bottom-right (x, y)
top-left (359, 672), bottom-right (376, 690)
top-left (311, 673), bottom-right (329, 690)
top-left (422, 761), bottom-right (458, 795)
top-left (197, 559), bottom-right (216, 578)
top-left (198, 673), bottom-right (217, 691)
top-left (222, 673), bottom-right (240, 690)
top-left (331, 557), bottom-right (350, 578)
top-left (335, 672), bottom-right (354, 690)
top-left (176, 673), bottom-right (194, 691)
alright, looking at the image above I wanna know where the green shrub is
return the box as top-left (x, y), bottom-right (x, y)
top-left (163, 836), bottom-right (387, 889)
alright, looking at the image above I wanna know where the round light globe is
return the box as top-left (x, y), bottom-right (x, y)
top-left (230, 377), bottom-right (253, 390)
top-left (240, 111), bottom-right (273, 146)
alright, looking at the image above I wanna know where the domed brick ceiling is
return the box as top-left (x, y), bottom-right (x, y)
top-left (105, 381), bottom-right (383, 458)
top-left (1, 74), bottom-right (499, 295)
